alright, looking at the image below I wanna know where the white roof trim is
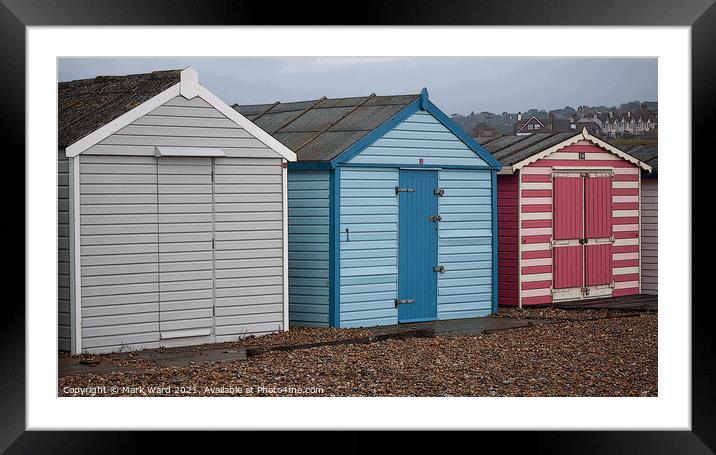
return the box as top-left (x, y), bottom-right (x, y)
top-left (196, 85), bottom-right (297, 162)
top-left (509, 127), bottom-right (652, 173)
top-left (65, 66), bottom-right (297, 162)
top-left (179, 66), bottom-right (199, 99)
top-left (155, 147), bottom-right (226, 157)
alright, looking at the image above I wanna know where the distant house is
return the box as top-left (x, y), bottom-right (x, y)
top-left (514, 112), bottom-right (573, 135)
top-left (574, 104), bottom-right (657, 138)
top-left (603, 109), bottom-right (657, 138)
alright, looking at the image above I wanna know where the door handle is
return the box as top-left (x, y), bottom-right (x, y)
top-left (394, 299), bottom-right (415, 307)
top-left (428, 215), bottom-right (442, 222)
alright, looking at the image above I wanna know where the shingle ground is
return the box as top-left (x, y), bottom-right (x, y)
top-left (58, 312), bottom-right (657, 397)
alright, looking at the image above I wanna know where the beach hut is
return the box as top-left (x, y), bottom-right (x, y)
top-left (58, 67), bottom-right (296, 353)
top-left (623, 144), bottom-right (658, 294)
top-left (480, 129), bottom-right (652, 307)
top-left (235, 89), bottom-right (501, 327)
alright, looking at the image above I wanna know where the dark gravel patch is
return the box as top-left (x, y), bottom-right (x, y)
top-left (493, 306), bottom-right (646, 321)
top-left (58, 313), bottom-right (657, 397)
top-left (59, 326), bottom-right (377, 369)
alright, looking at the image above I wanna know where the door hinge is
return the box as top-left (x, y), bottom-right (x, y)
top-left (428, 214), bottom-right (442, 222)
top-left (433, 265), bottom-right (445, 273)
top-left (394, 298), bottom-right (415, 307)
top-left (212, 238), bottom-right (215, 249)
top-left (433, 188), bottom-right (445, 196)
top-left (395, 186), bottom-right (415, 194)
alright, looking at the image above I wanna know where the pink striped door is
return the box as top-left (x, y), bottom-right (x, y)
top-left (584, 176), bottom-right (612, 238)
top-left (585, 244), bottom-right (612, 286)
top-left (553, 246), bottom-right (582, 289)
top-left (584, 176), bottom-right (613, 286)
top-left (553, 176), bottom-right (583, 240)
top-left (552, 176), bottom-right (583, 289)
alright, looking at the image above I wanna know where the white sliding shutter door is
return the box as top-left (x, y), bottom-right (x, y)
top-left (158, 156), bottom-right (215, 340)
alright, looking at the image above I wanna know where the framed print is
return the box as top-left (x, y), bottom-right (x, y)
top-left (5, 0), bottom-right (712, 452)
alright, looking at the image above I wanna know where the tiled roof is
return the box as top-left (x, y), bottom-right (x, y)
top-left (58, 69), bottom-right (182, 147)
top-left (234, 94), bottom-right (419, 162)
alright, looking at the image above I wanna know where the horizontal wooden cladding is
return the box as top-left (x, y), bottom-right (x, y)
top-left (340, 168), bottom-right (398, 327)
top-left (78, 154), bottom-right (286, 352)
top-left (213, 158), bottom-right (285, 337)
top-left (84, 96), bottom-right (282, 159)
top-left (288, 171), bottom-right (331, 326)
top-left (101, 136), bottom-right (266, 149)
top-left (439, 170), bottom-right (494, 318)
top-left (58, 151), bottom-right (72, 351)
top-left (349, 111), bottom-right (487, 167)
top-left (641, 178), bottom-right (657, 294)
top-left (497, 174), bottom-right (519, 306)
top-left (85, 145), bottom-right (280, 159)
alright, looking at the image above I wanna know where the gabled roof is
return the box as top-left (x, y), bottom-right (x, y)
top-left (59, 69), bottom-right (181, 148)
top-left (234, 89), bottom-right (501, 169)
top-left (58, 67), bottom-right (296, 161)
top-left (480, 128), bottom-right (652, 174)
top-left (622, 143), bottom-right (658, 175)
top-left (234, 94), bottom-right (419, 162)
top-left (515, 116), bottom-right (546, 134)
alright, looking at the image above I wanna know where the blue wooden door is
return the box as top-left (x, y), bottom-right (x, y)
top-left (397, 170), bottom-right (439, 323)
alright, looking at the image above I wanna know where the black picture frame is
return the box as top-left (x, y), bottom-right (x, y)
top-left (4, 0), bottom-right (711, 452)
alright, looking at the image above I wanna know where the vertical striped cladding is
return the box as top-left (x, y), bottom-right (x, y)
top-left (287, 170), bottom-right (330, 326)
top-left (640, 178), bottom-right (657, 294)
top-left (84, 96), bottom-right (282, 159)
top-left (79, 155), bottom-right (160, 352)
top-left (497, 174), bottom-right (519, 306)
top-left (339, 168), bottom-right (398, 327)
top-left (58, 150), bottom-right (71, 351)
top-left (518, 140), bottom-right (641, 305)
top-left (347, 111), bottom-right (487, 167)
top-left (438, 170), bottom-right (493, 318)
top-left (213, 157), bottom-right (285, 340)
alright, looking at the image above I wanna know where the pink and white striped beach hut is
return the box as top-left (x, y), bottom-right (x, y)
top-left (480, 128), bottom-right (652, 307)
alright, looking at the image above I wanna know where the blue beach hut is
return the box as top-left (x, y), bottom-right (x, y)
top-left (234, 89), bottom-right (501, 328)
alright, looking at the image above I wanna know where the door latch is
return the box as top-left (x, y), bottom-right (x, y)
top-left (395, 186), bottom-right (415, 194)
top-left (579, 238), bottom-right (588, 244)
top-left (394, 298), bottom-right (415, 307)
top-left (428, 215), bottom-right (442, 222)
top-left (433, 265), bottom-right (445, 273)
top-left (433, 188), bottom-right (445, 196)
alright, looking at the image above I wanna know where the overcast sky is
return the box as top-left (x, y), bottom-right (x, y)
top-left (58, 57), bottom-right (657, 115)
